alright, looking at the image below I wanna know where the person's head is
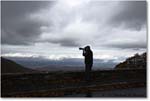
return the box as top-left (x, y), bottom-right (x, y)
top-left (85, 46), bottom-right (90, 51)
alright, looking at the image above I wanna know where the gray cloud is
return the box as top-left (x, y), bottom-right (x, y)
top-left (1, 1), bottom-right (53, 45)
top-left (105, 42), bottom-right (147, 50)
top-left (2, 20), bottom-right (43, 45)
top-left (1, 1), bottom-right (147, 61)
top-left (53, 39), bottom-right (80, 47)
top-left (1, 0), bottom-right (147, 52)
top-left (109, 1), bottom-right (147, 31)
top-left (40, 38), bottom-right (80, 47)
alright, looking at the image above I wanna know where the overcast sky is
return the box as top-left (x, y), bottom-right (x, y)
top-left (1, 0), bottom-right (147, 61)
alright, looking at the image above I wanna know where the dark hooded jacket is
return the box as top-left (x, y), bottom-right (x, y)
top-left (83, 48), bottom-right (93, 65)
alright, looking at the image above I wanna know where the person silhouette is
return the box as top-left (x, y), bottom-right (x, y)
top-left (82, 46), bottom-right (93, 82)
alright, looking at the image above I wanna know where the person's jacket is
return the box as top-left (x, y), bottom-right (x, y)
top-left (83, 49), bottom-right (93, 65)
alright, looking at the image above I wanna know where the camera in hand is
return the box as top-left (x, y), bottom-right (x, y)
top-left (79, 47), bottom-right (84, 50)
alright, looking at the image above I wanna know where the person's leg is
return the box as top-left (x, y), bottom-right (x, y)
top-left (85, 64), bottom-right (87, 81)
top-left (89, 64), bottom-right (92, 81)
top-left (85, 64), bottom-right (91, 81)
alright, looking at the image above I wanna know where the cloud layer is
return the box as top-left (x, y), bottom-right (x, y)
top-left (1, 0), bottom-right (147, 60)
top-left (109, 1), bottom-right (146, 31)
top-left (1, 1), bottom-right (52, 45)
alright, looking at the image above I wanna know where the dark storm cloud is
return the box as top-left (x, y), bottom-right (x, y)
top-left (58, 39), bottom-right (80, 47)
top-left (109, 1), bottom-right (147, 31)
top-left (41, 38), bottom-right (80, 47)
top-left (1, 1), bottom-right (50, 19)
top-left (105, 42), bottom-right (147, 50)
top-left (1, 1), bottom-right (53, 45)
top-left (1, 20), bottom-right (42, 45)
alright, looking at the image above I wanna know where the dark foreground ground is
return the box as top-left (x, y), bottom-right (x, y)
top-left (1, 68), bottom-right (146, 97)
top-left (66, 87), bottom-right (146, 97)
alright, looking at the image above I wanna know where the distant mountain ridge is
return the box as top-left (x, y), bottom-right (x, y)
top-left (1, 57), bottom-right (37, 74)
top-left (4, 57), bottom-right (117, 70)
